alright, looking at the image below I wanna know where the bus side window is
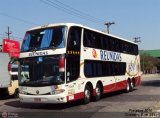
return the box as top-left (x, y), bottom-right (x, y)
top-left (122, 42), bottom-right (127, 53)
top-left (107, 37), bottom-right (112, 51)
top-left (115, 39), bottom-right (120, 52)
top-left (84, 61), bottom-right (92, 77)
top-left (84, 31), bottom-right (88, 46)
top-left (84, 30), bottom-right (103, 49)
top-left (133, 44), bottom-right (138, 55)
top-left (67, 27), bottom-right (81, 50)
top-left (95, 33), bottom-right (102, 49)
top-left (83, 30), bottom-right (94, 48)
top-left (66, 27), bottom-right (81, 83)
top-left (66, 57), bottom-right (79, 82)
top-left (100, 37), bottom-right (104, 50)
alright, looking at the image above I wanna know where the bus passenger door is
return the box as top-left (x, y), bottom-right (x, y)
top-left (66, 26), bottom-right (82, 101)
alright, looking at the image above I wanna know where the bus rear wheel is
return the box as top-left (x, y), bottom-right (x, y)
top-left (130, 80), bottom-right (134, 92)
top-left (125, 79), bottom-right (134, 93)
top-left (94, 83), bottom-right (101, 101)
top-left (83, 85), bottom-right (91, 104)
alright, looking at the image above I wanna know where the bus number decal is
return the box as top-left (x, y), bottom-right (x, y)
top-left (100, 50), bottom-right (122, 62)
top-left (29, 51), bottom-right (48, 57)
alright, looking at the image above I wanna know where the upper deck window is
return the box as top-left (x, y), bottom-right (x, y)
top-left (21, 26), bottom-right (66, 52)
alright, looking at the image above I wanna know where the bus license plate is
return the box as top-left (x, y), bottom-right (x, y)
top-left (34, 98), bottom-right (41, 102)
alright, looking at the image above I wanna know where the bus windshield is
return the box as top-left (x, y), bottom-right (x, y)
top-left (19, 55), bottom-right (65, 86)
top-left (21, 26), bottom-right (66, 52)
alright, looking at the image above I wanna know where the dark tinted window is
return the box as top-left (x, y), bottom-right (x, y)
top-left (66, 56), bottom-right (80, 82)
top-left (83, 29), bottom-right (139, 55)
top-left (84, 60), bottom-right (126, 77)
top-left (66, 26), bottom-right (81, 83)
top-left (19, 56), bottom-right (65, 86)
top-left (21, 26), bottom-right (66, 52)
top-left (67, 27), bottom-right (81, 50)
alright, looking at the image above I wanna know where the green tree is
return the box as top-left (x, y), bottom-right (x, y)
top-left (140, 53), bottom-right (160, 74)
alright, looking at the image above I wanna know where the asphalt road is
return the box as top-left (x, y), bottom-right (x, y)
top-left (0, 75), bottom-right (160, 118)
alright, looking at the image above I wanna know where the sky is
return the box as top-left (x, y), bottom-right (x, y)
top-left (0, 0), bottom-right (160, 50)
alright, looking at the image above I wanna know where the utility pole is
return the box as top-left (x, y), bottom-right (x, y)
top-left (104, 22), bottom-right (115, 33)
top-left (5, 26), bottom-right (12, 39)
top-left (133, 37), bottom-right (144, 73)
top-left (133, 37), bottom-right (141, 43)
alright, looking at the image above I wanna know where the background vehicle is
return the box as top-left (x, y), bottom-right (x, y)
top-left (19, 23), bottom-right (141, 104)
top-left (0, 52), bottom-right (11, 98)
top-left (8, 61), bottom-right (19, 97)
top-left (0, 39), bottom-right (20, 99)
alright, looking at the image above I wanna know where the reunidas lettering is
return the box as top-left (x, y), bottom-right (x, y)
top-left (100, 50), bottom-right (122, 62)
top-left (29, 51), bottom-right (48, 57)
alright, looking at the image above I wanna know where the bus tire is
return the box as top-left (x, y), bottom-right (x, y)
top-left (125, 80), bottom-right (131, 93)
top-left (125, 79), bottom-right (134, 93)
top-left (83, 85), bottom-right (91, 104)
top-left (94, 83), bottom-right (102, 101)
top-left (130, 80), bottom-right (134, 92)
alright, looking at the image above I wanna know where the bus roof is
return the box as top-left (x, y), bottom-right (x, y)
top-left (27, 23), bottom-right (137, 45)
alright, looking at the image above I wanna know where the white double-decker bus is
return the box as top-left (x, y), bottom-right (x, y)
top-left (18, 23), bottom-right (141, 104)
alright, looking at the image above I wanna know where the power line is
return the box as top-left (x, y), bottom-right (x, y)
top-left (40, 0), bottom-right (98, 23)
top-left (0, 12), bottom-right (34, 41)
top-left (53, 0), bottom-right (106, 23)
top-left (0, 12), bottom-right (38, 26)
top-left (0, 34), bottom-right (5, 36)
top-left (0, 32), bottom-right (23, 40)
top-left (48, 0), bottom-right (105, 24)
top-left (40, 0), bottom-right (106, 24)
top-left (0, 34), bottom-right (6, 38)
top-left (0, 36), bottom-right (4, 39)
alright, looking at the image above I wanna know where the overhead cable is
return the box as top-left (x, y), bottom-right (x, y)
top-left (40, 0), bottom-right (106, 24)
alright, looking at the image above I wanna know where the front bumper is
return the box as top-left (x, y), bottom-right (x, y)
top-left (19, 93), bottom-right (67, 104)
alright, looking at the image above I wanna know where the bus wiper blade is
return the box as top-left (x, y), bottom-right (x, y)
top-left (50, 46), bottom-right (57, 50)
top-left (38, 46), bottom-right (57, 50)
top-left (40, 47), bottom-right (49, 50)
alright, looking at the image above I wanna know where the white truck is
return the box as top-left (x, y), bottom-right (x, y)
top-left (0, 39), bottom-right (20, 99)
top-left (0, 52), bottom-right (11, 98)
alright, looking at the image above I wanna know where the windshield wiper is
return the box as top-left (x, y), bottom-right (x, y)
top-left (49, 46), bottom-right (57, 50)
top-left (40, 47), bottom-right (49, 50)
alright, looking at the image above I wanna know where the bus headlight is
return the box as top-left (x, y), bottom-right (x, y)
top-left (51, 89), bottom-right (65, 95)
top-left (19, 87), bottom-right (27, 95)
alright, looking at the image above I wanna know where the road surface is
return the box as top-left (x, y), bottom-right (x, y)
top-left (0, 75), bottom-right (160, 118)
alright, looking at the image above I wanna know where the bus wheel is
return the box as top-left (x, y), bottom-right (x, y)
top-left (125, 80), bottom-right (131, 93)
top-left (130, 80), bottom-right (134, 92)
top-left (125, 79), bottom-right (133, 93)
top-left (83, 85), bottom-right (91, 104)
top-left (94, 83), bottom-right (101, 101)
